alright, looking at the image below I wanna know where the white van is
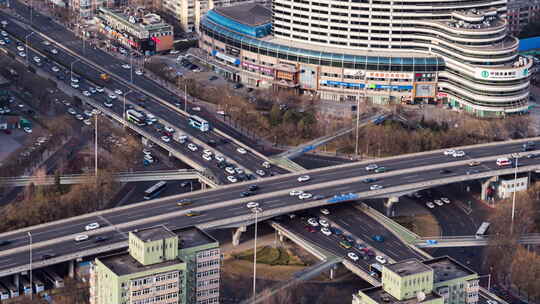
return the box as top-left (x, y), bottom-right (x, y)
top-left (144, 154), bottom-right (154, 163)
top-left (496, 158), bottom-right (511, 166)
top-left (74, 235), bottom-right (89, 242)
top-left (177, 135), bottom-right (188, 144)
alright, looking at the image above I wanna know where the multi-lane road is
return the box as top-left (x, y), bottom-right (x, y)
top-left (0, 137), bottom-right (540, 276)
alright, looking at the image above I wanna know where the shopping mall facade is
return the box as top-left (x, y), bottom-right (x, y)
top-left (199, 1), bottom-right (533, 118)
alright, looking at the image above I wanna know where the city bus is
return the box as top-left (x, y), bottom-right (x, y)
top-left (188, 115), bottom-right (210, 132)
top-left (0, 278), bottom-right (18, 298)
top-left (475, 222), bottom-right (490, 239)
top-left (21, 276), bottom-right (32, 295)
top-left (0, 282), bottom-right (10, 300)
top-left (41, 269), bottom-right (64, 288)
top-left (143, 181), bottom-right (168, 200)
top-left (126, 109), bottom-right (146, 126)
top-left (33, 275), bottom-right (45, 293)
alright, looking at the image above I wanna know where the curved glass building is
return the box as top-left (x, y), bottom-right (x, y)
top-left (199, 1), bottom-right (532, 117)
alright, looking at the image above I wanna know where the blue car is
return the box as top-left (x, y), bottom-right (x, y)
top-left (3, 37), bottom-right (10, 44)
top-left (372, 235), bottom-right (384, 242)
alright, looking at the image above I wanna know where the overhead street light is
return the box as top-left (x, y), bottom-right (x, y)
top-left (123, 90), bottom-right (135, 128)
top-left (250, 206), bottom-right (262, 301)
top-left (511, 152), bottom-right (520, 234)
top-left (25, 32), bottom-right (35, 66)
top-left (70, 59), bottom-right (81, 83)
top-left (27, 231), bottom-right (32, 300)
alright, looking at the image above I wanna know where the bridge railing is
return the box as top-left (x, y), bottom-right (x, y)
top-left (359, 203), bottom-right (420, 244)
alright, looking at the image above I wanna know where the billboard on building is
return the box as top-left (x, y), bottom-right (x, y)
top-left (414, 83), bottom-right (436, 97)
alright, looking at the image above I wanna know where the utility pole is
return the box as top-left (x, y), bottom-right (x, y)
top-left (28, 232), bottom-right (32, 300)
top-left (511, 153), bottom-right (519, 234)
top-left (355, 90), bottom-right (361, 157)
top-left (184, 83), bottom-right (188, 112)
top-left (95, 114), bottom-right (98, 177)
top-left (251, 207), bottom-right (262, 301)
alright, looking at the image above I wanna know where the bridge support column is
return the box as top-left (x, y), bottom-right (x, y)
top-left (13, 274), bottom-right (19, 288)
top-left (68, 260), bottom-right (75, 278)
top-left (200, 182), bottom-right (207, 190)
top-left (481, 176), bottom-right (499, 201)
top-left (329, 268), bottom-right (335, 280)
top-left (232, 225), bottom-right (247, 246)
top-left (385, 196), bottom-right (399, 217)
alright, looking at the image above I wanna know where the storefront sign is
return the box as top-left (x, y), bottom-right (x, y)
top-left (343, 69), bottom-right (364, 77)
top-left (320, 80), bottom-right (413, 90)
top-left (415, 83), bottom-right (436, 97)
top-left (211, 50), bottom-right (240, 65)
top-left (475, 67), bottom-right (529, 80)
top-left (437, 92), bottom-right (448, 98)
top-left (367, 72), bottom-right (413, 79)
top-left (226, 46), bottom-right (240, 57)
top-left (241, 62), bottom-right (273, 74)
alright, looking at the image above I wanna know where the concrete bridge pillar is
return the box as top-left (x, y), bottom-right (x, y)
top-left (278, 231), bottom-right (286, 242)
top-left (68, 260), bottom-right (75, 278)
top-left (385, 196), bottom-right (399, 217)
top-left (329, 268), bottom-right (335, 280)
top-left (232, 225), bottom-right (247, 246)
top-left (200, 182), bottom-right (207, 190)
top-left (13, 274), bottom-right (19, 288)
top-left (481, 176), bottom-right (499, 201)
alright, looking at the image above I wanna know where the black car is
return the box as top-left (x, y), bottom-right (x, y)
top-left (240, 191), bottom-right (253, 197)
top-left (41, 254), bottom-right (56, 260)
top-left (527, 153), bottom-right (539, 159)
top-left (233, 83), bottom-right (243, 89)
top-left (362, 178), bottom-right (377, 183)
top-left (248, 185), bottom-right (259, 191)
top-left (206, 139), bottom-right (218, 147)
top-left (180, 182), bottom-right (189, 187)
top-left (216, 162), bottom-right (227, 169)
top-left (439, 169), bottom-right (452, 174)
top-left (0, 240), bottom-right (11, 247)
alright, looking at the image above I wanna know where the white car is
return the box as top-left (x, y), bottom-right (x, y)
top-left (23, 127), bottom-right (32, 133)
top-left (202, 153), bottom-right (212, 161)
top-left (82, 90), bottom-right (91, 96)
top-left (307, 218), bottom-right (319, 227)
top-left (236, 147), bottom-right (247, 154)
top-left (426, 202), bottom-right (435, 209)
top-left (18, 51), bottom-right (26, 57)
top-left (75, 114), bottom-right (84, 121)
top-left (441, 197), bottom-right (451, 204)
top-left (89, 87), bottom-right (97, 94)
top-left (215, 155), bottom-right (225, 162)
top-left (225, 167), bottom-right (235, 175)
top-left (321, 227), bottom-right (332, 236)
top-left (0, 31), bottom-right (6, 36)
top-left (51, 66), bottom-right (60, 72)
top-left (42, 40), bottom-right (51, 46)
top-left (96, 87), bottom-right (104, 93)
top-left (161, 136), bottom-right (171, 142)
top-left (68, 108), bottom-right (77, 115)
top-left (434, 199), bottom-right (444, 206)
top-left (16, 45), bottom-right (24, 51)
top-left (192, 106), bottom-right (201, 112)
top-left (135, 69), bottom-right (143, 75)
top-left (320, 208), bottom-right (330, 215)
top-left (187, 143), bottom-right (198, 151)
top-left (256, 169), bottom-right (266, 176)
top-left (164, 126), bottom-right (175, 133)
top-left (121, 64), bottom-right (131, 69)
top-left (370, 184), bottom-right (383, 190)
top-left (203, 149), bottom-right (212, 155)
top-left (365, 164), bottom-right (378, 171)
top-left (170, 50), bottom-right (180, 54)
top-left (0, 40), bottom-right (5, 45)
top-left (452, 150), bottom-right (466, 157)
top-left (235, 168), bottom-right (244, 174)
top-left (318, 219), bottom-right (329, 227)
top-left (83, 119), bottom-right (92, 126)
top-left (444, 149), bottom-right (455, 156)
top-left (74, 235), bottom-right (89, 242)
top-left (262, 161), bottom-right (271, 169)
top-left (348, 252), bottom-right (359, 261)
top-left (289, 190), bottom-right (304, 196)
top-left (85, 222), bottom-right (100, 231)
top-left (108, 94), bottom-right (117, 100)
top-left (83, 109), bottom-right (93, 116)
top-left (298, 192), bottom-right (313, 200)
top-left (227, 176), bottom-right (238, 183)
top-left (33, 56), bottom-right (40, 63)
top-left (51, 48), bottom-right (58, 54)
top-left (375, 255), bottom-right (387, 264)
top-left (103, 101), bottom-right (113, 108)
top-left (297, 175), bottom-right (310, 182)
top-left (246, 201), bottom-right (259, 208)
top-left (70, 82), bottom-right (79, 88)
top-left (71, 77), bottom-right (79, 83)
top-left (114, 89), bottom-right (123, 95)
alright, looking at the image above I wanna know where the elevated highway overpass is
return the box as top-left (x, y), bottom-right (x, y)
top-left (0, 169), bottom-right (218, 188)
top-left (0, 138), bottom-right (539, 277)
top-left (414, 234), bottom-right (540, 248)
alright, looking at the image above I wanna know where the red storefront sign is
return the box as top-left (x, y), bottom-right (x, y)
top-left (241, 61), bottom-right (273, 74)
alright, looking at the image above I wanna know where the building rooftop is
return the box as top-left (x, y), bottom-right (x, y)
top-left (98, 7), bottom-right (172, 31)
top-left (133, 225), bottom-right (177, 243)
top-left (99, 252), bottom-right (183, 276)
top-left (359, 286), bottom-right (442, 304)
top-left (386, 259), bottom-right (432, 276)
top-left (175, 227), bottom-right (217, 249)
top-left (214, 3), bottom-right (271, 27)
top-left (423, 256), bottom-right (476, 283)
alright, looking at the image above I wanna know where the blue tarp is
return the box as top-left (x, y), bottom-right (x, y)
top-left (519, 36), bottom-right (540, 51)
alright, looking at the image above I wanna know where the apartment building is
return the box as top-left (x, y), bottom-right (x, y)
top-left (90, 225), bottom-right (220, 304)
top-left (507, 0), bottom-right (540, 35)
top-left (96, 7), bottom-right (173, 54)
top-left (353, 257), bottom-right (479, 304)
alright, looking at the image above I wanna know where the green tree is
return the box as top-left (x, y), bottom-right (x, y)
top-left (282, 109), bottom-right (297, 124)
top-left (269, 104), bottom-right (282, 127)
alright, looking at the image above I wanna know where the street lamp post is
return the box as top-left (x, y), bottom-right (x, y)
top-left (511, 153), bottom-right (519, 234)
top-left (130, 52), bottom-right (133, 83)
top-left (25, 32), bottom-right (35, 66)
top-left (123, 90), bottom-right (134, 128)
top-left (95, 114), bottom-right (98, 176)
top-left (70, 59), bottom-right (81, 83)
top-left (250, 206), bottom-right (262, 301)
top-left (27, 232), bottom-right (32, 300)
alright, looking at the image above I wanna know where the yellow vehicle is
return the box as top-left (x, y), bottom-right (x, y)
top-left (176, 199), bottom-right (193, 207)
top-left (100, 73), bottom-right (110, 81)
top-left (185, 210), bottom-right (201, 217)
